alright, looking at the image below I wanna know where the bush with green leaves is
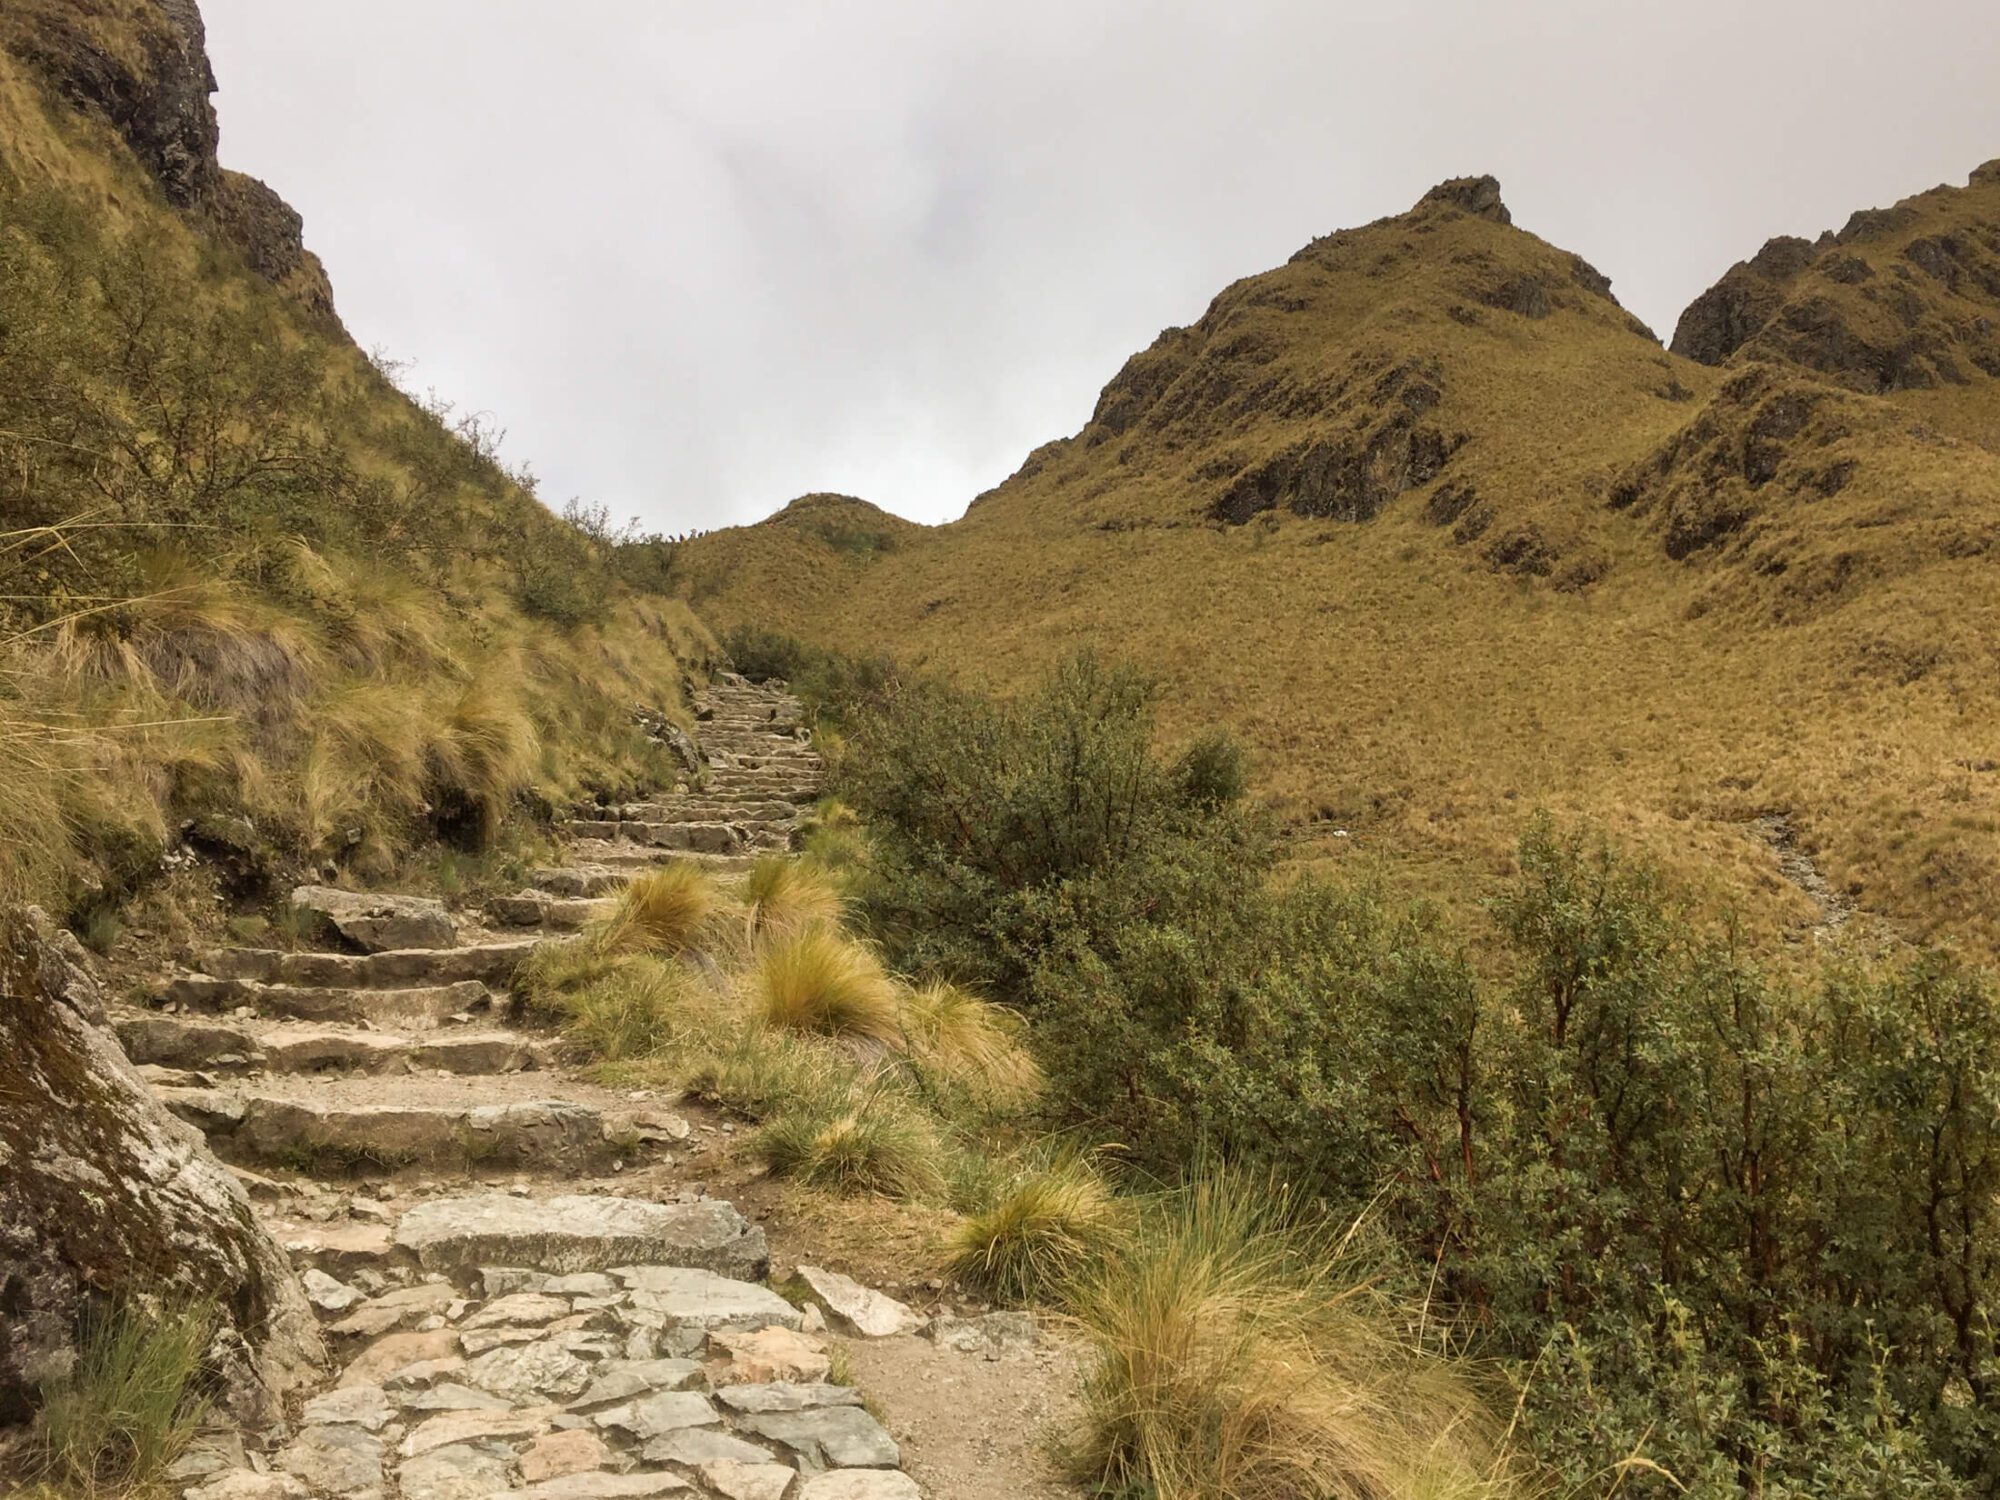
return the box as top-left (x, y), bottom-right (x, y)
top-left (833, 652), bottom-right (2000, 1494)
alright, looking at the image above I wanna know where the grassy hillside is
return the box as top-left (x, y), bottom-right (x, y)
top-left (0, 2), bottom-right (715, 925)
top-left (679, 169), bottom-right (2000, 959)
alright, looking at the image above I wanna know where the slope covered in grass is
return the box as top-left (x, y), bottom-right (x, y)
top-left (0, 0), bottom-right (714, 921)
top-left (678, 168), bottom-right (2000, 959)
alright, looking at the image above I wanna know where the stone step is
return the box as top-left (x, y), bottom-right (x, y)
top-left (195, 938), bottom-right (538, 990)
top-left (392, 1193), bottom-right (770, 1280)
top-left (157, 974), bottom-right (495, 1030)
top-left (489, 892), bottom-right (614, 931)
top-left (565, 843), bottom-right (762, 877)
top-left (616, 800), bottom-right (799, 824)
top-left (564, 820), bottom-right (748, 853)
top-left (116, 1011), bottom-right (543, 1077)
top-left (162, 1077), bottom-right (632, 1174)
top-left (529, 866), bottom-right (632, 898)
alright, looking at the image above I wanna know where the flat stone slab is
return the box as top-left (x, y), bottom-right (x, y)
top-left (789, 1265), bottom-right (922, 1338)
top-left (737, 1405), bottom-right (900, 1470)
top-left (797, 1474), bottom-right (922, 1500)
top-left (616, 1266), bottom-right (801, 1336)
top-left (293, 884), bottom-right (459, 952)
top-left (715, 1382), bottom-right (861, 1414)
top-left (395, 1195), bottom-right (769, 1278)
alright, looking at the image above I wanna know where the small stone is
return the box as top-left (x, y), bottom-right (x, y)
top-left (715, 1382), bottom-right (861, 1414)
top-left (463, 1340), bottom-right (594, 1402)
top-left (381, 1356), bottom-right (466, 1391)
top-left (797, 1474), bottom-right (922, 1500)
top-left (278, 1423), bottom-right (384, 1494)
top-left (303, 1268), bottom-right (365, 1314)
top-left (700, 1459), bottom-right (799, 1500)
top-left (593, 1389), bottom-right (722, 1439)
top-left (300, 1383), bottom-right (395, 1431)
top-left (618, 1267), bottom-right (801, 1339)
top-left (331, 1282), bottom-right (458, 1338)
top-left (923, 1312), bottom-right (1037, 1357)
top-left (799, 1305), bottom-right (825, 1335)
top-left (519, 1427), bottom-right (612, 1482)
top-left (349, 1198), bottom-right (393, 1223)
top-left (395, 1440), bottom-right (517, 1500)
top-left (482, 1267), bottom-right (552, 1297)
top-left (788, 1267), bottom-right (921, 1339)
top-left (460, 1326), bottom-right (545, 1355)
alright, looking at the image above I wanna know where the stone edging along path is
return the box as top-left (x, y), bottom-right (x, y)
top-left (113, 676), bottom-right (1029, 1500)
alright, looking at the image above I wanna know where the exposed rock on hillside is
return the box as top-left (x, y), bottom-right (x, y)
top-left (1671, 161), bottom-right (2000, 397)
top-left (1, 0), bottom-right (339, 324)
top-left (0, 907), bottom-right (322, 1425)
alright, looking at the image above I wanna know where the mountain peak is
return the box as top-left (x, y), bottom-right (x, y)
top-left (1414, 175), bottom-right (1512, 225)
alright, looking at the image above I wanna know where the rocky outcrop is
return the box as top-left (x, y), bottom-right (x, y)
top-left (1415, 174), bottom-right (1513, 225)
top-left (1670, 161), bottom-right (2000, 395)
top-left (0, 907), bottom-right (322, 1425)
top-left (1, 0), bottom-right (339, 324)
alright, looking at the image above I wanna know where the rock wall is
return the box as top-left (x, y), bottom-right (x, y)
top-left (0, 908), bottom-right (322, 1427)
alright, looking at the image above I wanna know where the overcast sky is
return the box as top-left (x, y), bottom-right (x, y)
top-left (200, 1), bottom-right (2000, 532)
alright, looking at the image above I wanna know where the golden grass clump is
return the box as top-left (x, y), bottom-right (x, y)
top-left (741, 853), bottom-right (845, 942)
top-left (754, 1080), bottom-right (948, 1200)
top-left (601, 863), bottom-right (722, 956)
top-left (517, 938), bottom-right (709, 1061)
top-left (34, 1298), bottom-right (215, 1497)
top-left (746, 928), bottom-right (901, 1045)
top-left (947, 1148), bottom-right (1125, 1303)
top-left (899, 980), bottom-right (1041, 1104)
top-left (1071, 1173), bottom-right (1515, 1500)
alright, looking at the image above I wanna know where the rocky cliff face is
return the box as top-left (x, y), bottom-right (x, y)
top-left (0, 908), bottom-right (322, 1427)
top-left (1671, 161), bottom-right (2000, 396)
top-left (1, 0), bottom-right (339, 326)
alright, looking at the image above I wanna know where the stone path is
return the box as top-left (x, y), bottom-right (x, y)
top-left (113, 677), bottom-right (977, 1500)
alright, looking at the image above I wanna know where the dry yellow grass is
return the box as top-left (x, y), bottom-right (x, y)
top-left (680, 170), bottom-right (2000, 962)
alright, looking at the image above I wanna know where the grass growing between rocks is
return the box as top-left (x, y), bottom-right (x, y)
top-left (32, 1300), bottom-right (215, 1498)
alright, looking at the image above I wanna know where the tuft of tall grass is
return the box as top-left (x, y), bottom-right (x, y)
top-left (947, 1147), bottom-right (1126, 1304)
top-left (1070, 1172), bottom-right (1515, 1500)
top-left (899, 980), bottom-right (1041, 1104)
top-left (746, 928), bottom-right (901, 1045)
top-left (754, 1080), bottom-right (948, 1200)
top-left (742, 854), bottom-right (845, 942)
top-left (517, 939), bottom-right (708, 1062)
top-left (600, 863), bottom-right (721, 956)
top-left (35, 1298), bottom-right (216, 1496)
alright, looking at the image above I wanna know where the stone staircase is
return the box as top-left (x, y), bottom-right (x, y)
top-left (110, 676), bottom-right (936, 1500)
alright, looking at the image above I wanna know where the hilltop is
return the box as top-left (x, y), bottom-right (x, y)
top-left (0, 0), bottom-right (713, 924)
top-left (678, 166), bottom-right (2000, 957)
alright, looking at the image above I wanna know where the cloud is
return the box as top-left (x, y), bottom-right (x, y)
top-left (200, 0), bottom-right (2000, 530)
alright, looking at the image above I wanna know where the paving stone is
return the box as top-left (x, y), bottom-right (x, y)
top-left (714, 1381), bottom-right (862, 1414)
top-left (393, 1440), bottom-right (516, 1500)
top-left (708, 1326), bottom-right (830, 1386)
top-left (399, 1405), bottom-right (559, 1458)
top-left (642, 1428), bottom-right (780, 1467)
top-left (331, 1281), bottom-right (457, 1337)
top-left (463, 1291), bottom-right (574, 1330)
top-left (787, 1267), bottom-right (920, 1338)
top-left (182, 1471), bottom-right (312, 1500)
top-left (570, 1358), bottom-right (705, 1408)
top-left (594, 1388), bottom-right (723, 1440)
top-left (519, 1427), bottom-right (612, 1482)
top-left (797, 1474), bottom-right (921, 1500)
top-left (381, 1355), bottom-right (468, 1391)
top-left (737, 1406), bottom-right (900, 1471)
top-left (395, 1381), bottom-right (515, 1413)
top-left (545, 1273), bottom-right (618, 1297)
top-left (617, 1267), bottom-right (801, 1342)
top-left (463, 1340), bottom-right (595, 1402)
top-left (339, 1329), bottom-right (461, 1388)
top-left (500, 1473), bottom-right (690, 1499)
top-left (301, 1383), bottom-right (395, 1430)
top-left (698, 1458), bottom-right (800, 1500)
top-left (482, 1267), bottom-right (552, 1297)
top-left (395, 1195), bottom-right (768, 1278)
top-left (279, 1423), bottom-right (384, 1494)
